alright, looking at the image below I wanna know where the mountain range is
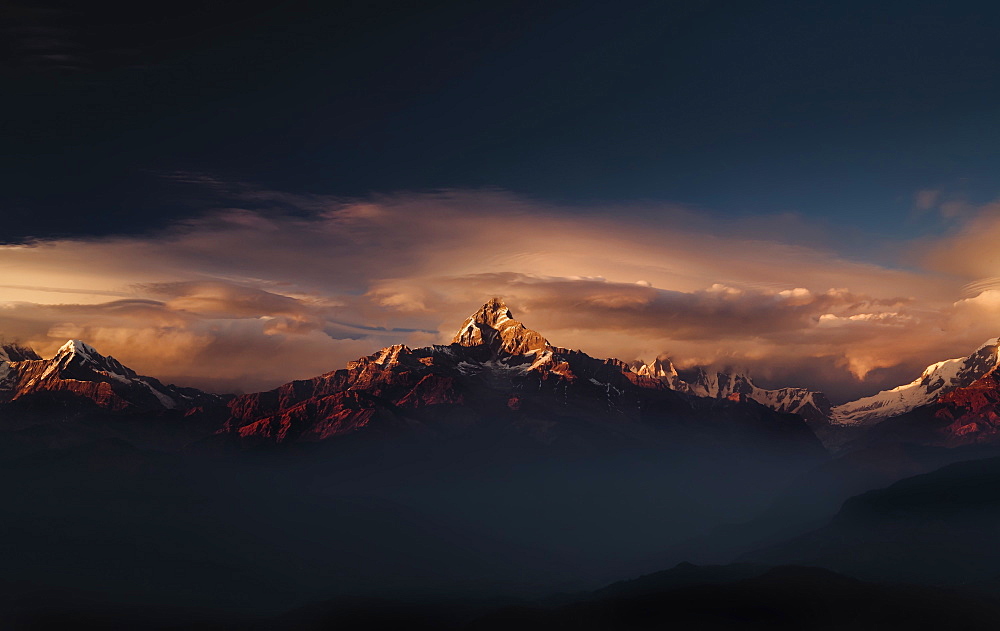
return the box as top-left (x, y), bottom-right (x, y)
top-left (7, 298), bottom-right (1000, 627)
top-left (631, 357), bottom-right (834, 429)
top-left (4, 297), bottom-right (1000, 452)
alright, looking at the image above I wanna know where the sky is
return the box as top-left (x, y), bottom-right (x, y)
top-left (2, 1), bottom-right (1000, 401)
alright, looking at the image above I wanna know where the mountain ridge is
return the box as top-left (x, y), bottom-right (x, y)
top-left (632, 357), bottom-right (833, 429)
top-left (4, 298), bottom-right (1000, 451)
top-left (218, 298), bottom-right (824, 454)
top-left (0, 338), bottom-right (220, 413)
top-left (831, 337), bottom-right (1000, 426)
top-left (634, 336), bottom-right (1000, 441)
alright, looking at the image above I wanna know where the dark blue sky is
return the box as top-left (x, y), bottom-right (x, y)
top-left (3, 0), bottom-right (999, 243)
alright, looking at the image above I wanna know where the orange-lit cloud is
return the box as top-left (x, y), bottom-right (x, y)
top-left (1, 187), bottom-right (997, 401)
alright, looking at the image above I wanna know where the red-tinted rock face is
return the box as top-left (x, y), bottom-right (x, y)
top-left (234, 392), bottom-right (380, 443)
top-left (932, 374), bottom-right (1000, 444)
top-left (21, 378), bottom-right (132, 412)
top-left (224, 343), bottom-right (468, 443)
top-left (395, 374), bottom-right (463, 409)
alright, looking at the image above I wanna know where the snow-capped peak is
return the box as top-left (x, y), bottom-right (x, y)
top-left (634, 357), bottom-right (679, 380)
top-left (832, 337), bottom-right (1000, 425)
top-left (40, 339), bottom-right (183, 409)
top-left (47, 339), bottom-right (139, 382)
top-left (56, 339), bottom-right (99, 360)
top-left (635, 358), bottom-right (832, 427)
top-left (452, 298), bottom-right (550, 356)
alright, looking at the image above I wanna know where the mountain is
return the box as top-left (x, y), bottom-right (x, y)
top-left (8, 306), bottom-right (999, 453)
top-left (0, 299), bottom-right (828, 613)
top-left (632, 358), bottom-right (833, 429)
top-left (452, 296), bottom-right (550, 354)
top-left (222, 298), bottom-right (825, 457)
top-left (16, 562), bottom-right (1000, 630)
top-left (848, 370), bottom-right (1000, 448)
top-left (743, 456), bottom-right (1000, 589)
top-left (463, 564), bottom-right (1000, 630)
top-left (630, 337), bottom-right (1000, 446)
top-left (811, 337), bottom-right (1000, 449)
top-left (0, 339), bottom-right (219, 413)
top-left (0, 343), bottom-right (40, 391)
top-left (831, 338), bottom-right (1000, 426)
top-left (642, 440), bottom-right (1000, 575)
top-left (634, 337), bottom-right (1000, 439)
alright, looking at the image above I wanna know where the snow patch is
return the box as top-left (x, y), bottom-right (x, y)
top-left (143, 382), bottom-right (177, 409)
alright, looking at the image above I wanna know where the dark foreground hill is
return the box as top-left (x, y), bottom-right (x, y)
top-left (13, 563), bottom-right (1000, 630)
top-left (745, 456), bottom-right (1000, 587)
top-left (467, 565), bottom-right (1000, 631)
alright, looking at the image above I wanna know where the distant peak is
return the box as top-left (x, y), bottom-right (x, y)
top-left (831, 336), bottom-right (1000, 426)
top-left (50, 339), bottom-right (137, 379)
top-left (57, 339), bottom-right (100, 358)
top-left (634, 357), bottom-right (679, 379)
top-left (452, 298), bottom-right (549, 355)
top-left (0, 343), bottom-right (40, 362)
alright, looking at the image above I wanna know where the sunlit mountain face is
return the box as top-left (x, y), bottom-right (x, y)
top-left (4, 1), bottom-right (1000, 628)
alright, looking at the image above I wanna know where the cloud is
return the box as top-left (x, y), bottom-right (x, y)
top-left (914, 189), bottom-right (941, 212)
top-left (0, 187), bottom-right (995, 401)
top-left (922, 202), bottom-right (1000, 280)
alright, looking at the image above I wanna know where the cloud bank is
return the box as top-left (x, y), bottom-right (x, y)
top-left (0, 186), bottom-right (996, 401)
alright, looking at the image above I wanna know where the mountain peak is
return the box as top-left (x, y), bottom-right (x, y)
top-left (0, 338), bottom-right (216, 411)
top-left (634, 357), bottom-right (680, 380)
top-left (635, 358), bottom-right (832, 427)
top-left (470, 297), bottom-right (513, 328)
top-left (452, 298), bottom-right (550, 356)
top-left (56, 339), bottom-right (99, 360)
top-left (0, 343), bottom-right (40, 363)
top-left (50, 339), bottom-right (138, 380)
top-left (832, 336), bottom-right (1000, 425)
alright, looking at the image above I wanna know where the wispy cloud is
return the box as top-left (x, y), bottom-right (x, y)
top-left (0, 186), bottom-right (996, 401)
top-left (922, 202), bottom-right (1000, 278)
top-left (914, 189), bottom-right (941, 213)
